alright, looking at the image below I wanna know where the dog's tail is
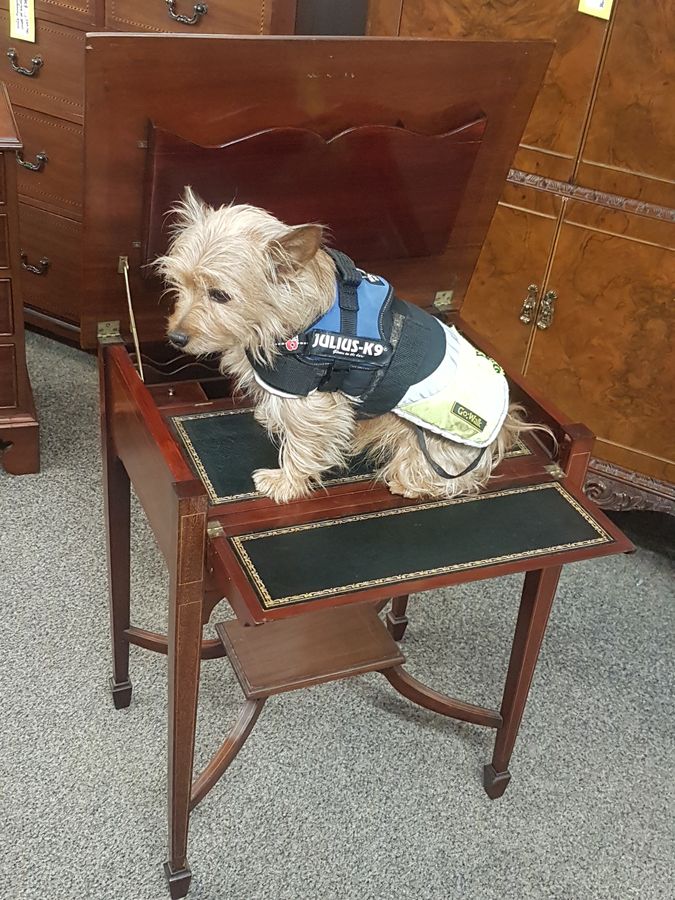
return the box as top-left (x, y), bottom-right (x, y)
top-left (497, 403), bottom-right (557, 459)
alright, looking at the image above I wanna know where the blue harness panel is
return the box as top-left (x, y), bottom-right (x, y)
top-left (313, 273), bottom-right (392, 340)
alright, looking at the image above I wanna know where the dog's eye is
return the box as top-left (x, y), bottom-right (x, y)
top-left (208, 288), bottom-right (231, 304)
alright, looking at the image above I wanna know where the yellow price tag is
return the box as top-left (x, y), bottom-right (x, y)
top-left (9, 0), bottom-right (36, 43)
top-left (578, 0), bottom-right (613, 20)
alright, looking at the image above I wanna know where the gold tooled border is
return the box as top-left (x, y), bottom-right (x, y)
top-left (230, 482), bottom-right (613, 608)
top-left (172, 409), bottom-right (531, 505)
top-left (507, 436), bottom-right (531, 458)
top-left (172, 408), bottom-right (374, 504)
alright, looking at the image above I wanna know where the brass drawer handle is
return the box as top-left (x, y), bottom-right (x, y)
top-left (536, 289), bottom-right (557, 330)
top-left (20, 252), bottom-right (50, 275)
top-left (16, 150), bottom-right (48, 172)
top-left (518, 284), bottom-right (538, 324)
top-left (165, 0), bottom-right (208, 25)
top-left (7, 48), bottom-right (43, 77)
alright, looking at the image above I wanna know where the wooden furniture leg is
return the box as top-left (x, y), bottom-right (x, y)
top-left (100, 353), bottom-right (132, 709)
top-left (484, 566), bottom-right (562, 799)
top-left (164, 488), bottom-right (208, 900)
top-left (105, 457), bottom-right (132, 708)
top-left (0, 418), bottom-right (39, 474)
top-left (387, 594), bottom-right (410, 641)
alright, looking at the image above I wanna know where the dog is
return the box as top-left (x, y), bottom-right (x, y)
top-left (159, 188), bottom-right (538, 505)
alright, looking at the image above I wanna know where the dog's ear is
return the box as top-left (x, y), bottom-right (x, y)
top-left (273, 224), bottom-right (323, 268)
top-left (173, 186), bottom-right (209, 228)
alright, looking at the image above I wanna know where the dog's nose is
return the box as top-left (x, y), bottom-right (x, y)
top-left (168, 331), bottom-right (189, 349)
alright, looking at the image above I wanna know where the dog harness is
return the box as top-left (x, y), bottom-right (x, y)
top-left (250, 250), bottom-right (509, 469)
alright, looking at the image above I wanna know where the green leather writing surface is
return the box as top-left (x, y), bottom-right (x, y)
top-left (230, 482), bottom-right (614, 608)
top-left (171, 408), bottom-right (373, 503)
top-left (171, 408), bottom-right (531, 505)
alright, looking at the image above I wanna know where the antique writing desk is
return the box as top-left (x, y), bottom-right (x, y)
top-left (86, 35), bottom-right (633, 897)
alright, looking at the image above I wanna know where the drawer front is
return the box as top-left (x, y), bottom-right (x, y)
top-left (0, 343), bottom-right (17, 407)
top-left (18, 203), bottom-right (80, 322)
top-left (106, 0), bottom-right (264, 33)
top-left (0, 14), bottom-right (85, 123)
top-left (0, 279), bottom-right (14, 334)
top-left (0, 0), bottom-right (102, 29)
top-left (13, 107), bottom-right (83, 218)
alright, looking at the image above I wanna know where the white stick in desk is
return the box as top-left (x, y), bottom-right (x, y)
top-left (118, 255), bottom-right (145, 383)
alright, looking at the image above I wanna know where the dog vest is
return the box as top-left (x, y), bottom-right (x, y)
top-left (250, 250), bottom-right (509, 451)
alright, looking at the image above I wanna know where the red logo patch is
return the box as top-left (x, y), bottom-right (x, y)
top-left (285, 336), bottom-right (300, 352)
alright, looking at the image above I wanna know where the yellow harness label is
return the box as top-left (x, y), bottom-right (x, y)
top-left (451, 403), bottom-right (487, 434)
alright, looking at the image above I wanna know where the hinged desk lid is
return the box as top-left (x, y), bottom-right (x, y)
top-left (82, 34), bottom-right (553, 348)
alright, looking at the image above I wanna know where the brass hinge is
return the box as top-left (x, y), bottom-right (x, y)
top-left (97, 320), bottom-right (122, 343)
top-left (544, 462), bottom-right (565, 480)
top-left (207, 521), bottom-right (225, 539)
top-left (433, 290), bottom-right (455, 313)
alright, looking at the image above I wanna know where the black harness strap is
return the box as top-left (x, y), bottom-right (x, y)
top-left (413, 425), bottom-right (487, 480)
top-left (326, 248), bottom-right (361, 335)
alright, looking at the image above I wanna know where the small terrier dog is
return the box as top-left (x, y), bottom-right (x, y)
top-left (160, 188), bottom-right (534, 505)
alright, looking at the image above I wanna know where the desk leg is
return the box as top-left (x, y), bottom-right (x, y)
top-left (165, 493), bottom-right (207, 899)
top-left (104, 454), bottom-right (132, 709)
top-left (387, 594), bottom-right (410, 641)
top-left (484, 566), bottom-right (561, 799)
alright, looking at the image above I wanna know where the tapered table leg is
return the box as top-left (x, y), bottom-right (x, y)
top-left (106, 458), bottom-right (132, 708)
top-left (484, 566), bottom-right (562, 799)
top-left (165, 489), bottom-right (208, 899)
top-left (100, 348), bottom-right (132, 709)
top-left (387, 594), bottom-right (410, 641)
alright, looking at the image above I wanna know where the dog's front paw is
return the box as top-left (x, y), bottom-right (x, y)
top-left (252, 468), bottom-right (311, 504)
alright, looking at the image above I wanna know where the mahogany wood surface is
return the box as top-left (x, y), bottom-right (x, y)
top-left (14, 107), bottom-right (83, 220)
top-left (103, 343), bottom-right (200, 563)
top-left (386, 593), bottom-right (409, 641)
top-left (144, 119), bottom-right (487, 263)
top-left (0, 14), bottom-right (86, 124)
top-left (217, 604), bottom-right (404, 698)
top-left (484, 566), bottom-right (561, 799)
top-left (82, 34), bottom-right (553, 346)
top-left (0, 0), bottom-right (298, 337)
top-left (18, 204), bottom-right (81, 323)
top-left (167, 486), bottom-right (208, 886)
top-left (0, 343), bottom-right (16, 405)
top-left (0, 0), bottom-right (104, 29)
top-left (189, 698), bottom-right (266, 811)
top-left (106, 0), bottom-right (264, 33)
top-left (99, 339), bottom-right (132, 707)
top-left (0, 83), bottom-right (39, 474)
top-left (383, 666), bottom-right (502, 729)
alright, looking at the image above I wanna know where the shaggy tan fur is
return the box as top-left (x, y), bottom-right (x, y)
top-left (159, 188), bottom-right (540, 504)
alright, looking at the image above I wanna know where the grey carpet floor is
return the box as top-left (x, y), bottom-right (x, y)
top-left (1, 332), bottom-right (673, 900)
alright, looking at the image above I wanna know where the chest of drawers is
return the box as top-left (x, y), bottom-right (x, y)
top-left (0, 81), bottom-right (39, 473)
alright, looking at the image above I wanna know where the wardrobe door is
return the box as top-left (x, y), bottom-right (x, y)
top-left (578, 0), bottom-right (675, 208)
top-left (460, 184), bottom-right (561, 373)
top-left (525, 202), bottom-right (675, 483)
